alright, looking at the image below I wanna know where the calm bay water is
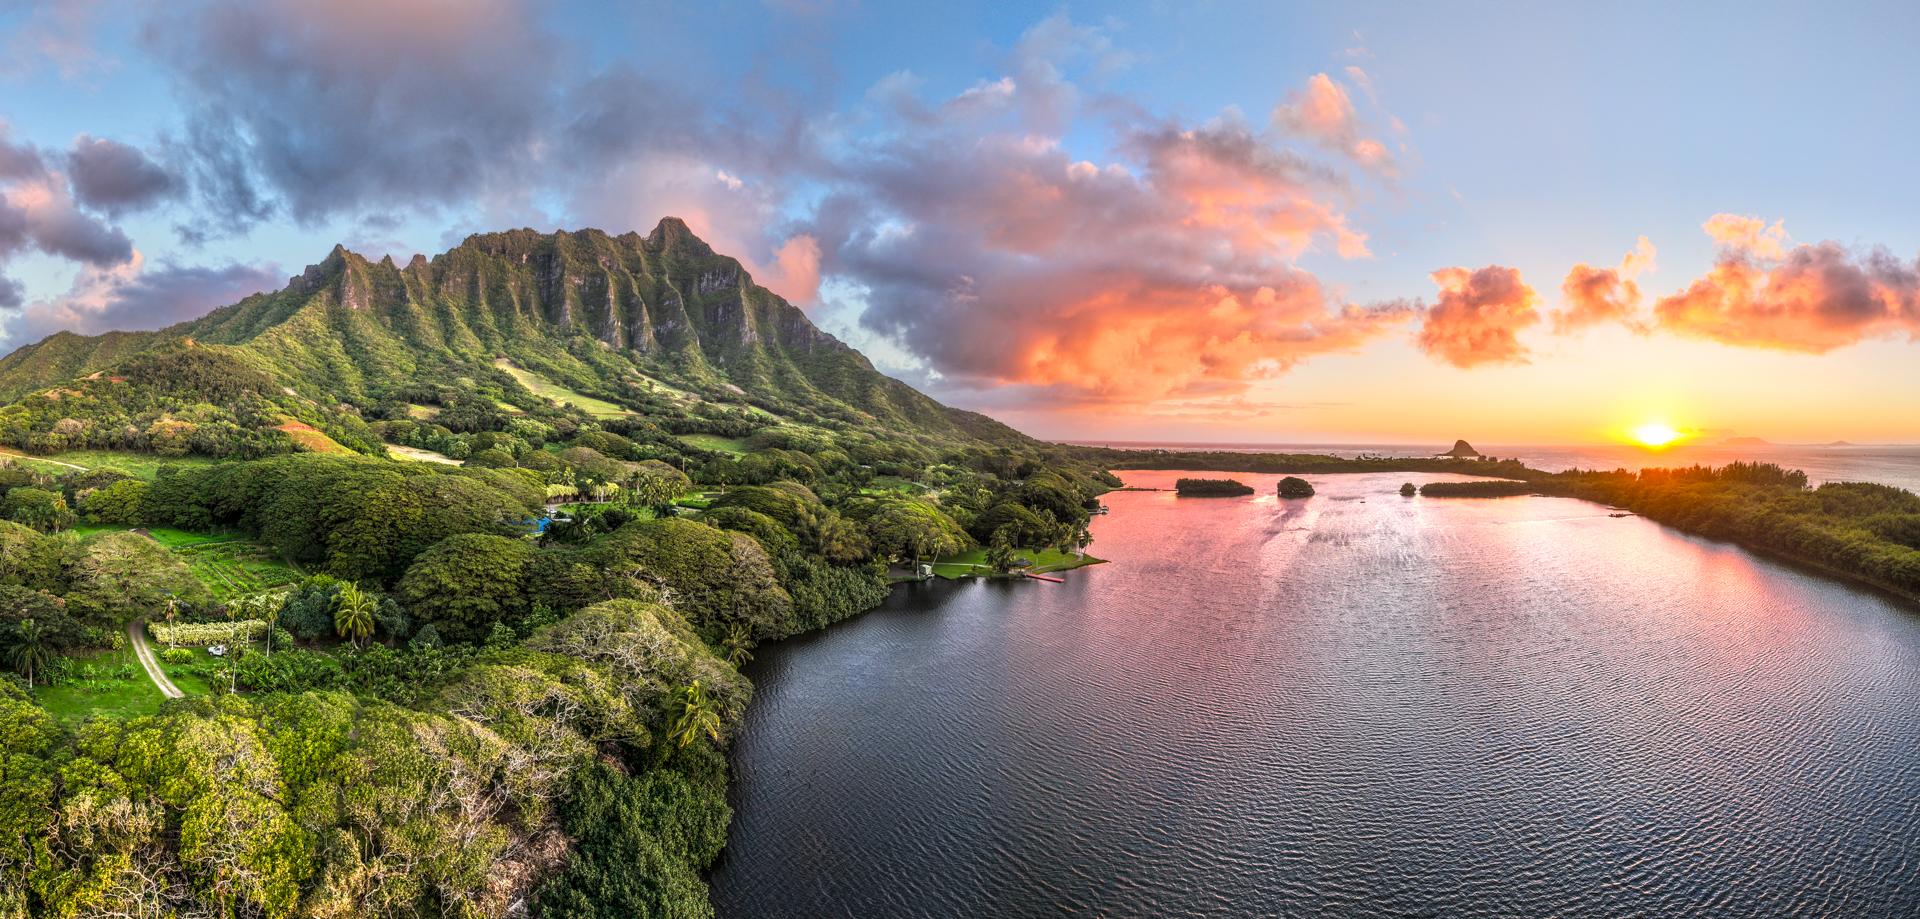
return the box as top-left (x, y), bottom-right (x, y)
top-left (1076, 441), bottom-right (1920, 493)
top-left (711, 471), bottom-right (1920, 918)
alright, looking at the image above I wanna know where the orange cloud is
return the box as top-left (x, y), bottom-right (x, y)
top-left (983, 276), bottom-right (1414, 403)
top-left (1703, 213), bottom-right (1789, 258)
top-left (1556, 235), bottom-right (1656, 332)
top-left (1416, 265), bottom-right (1541, 367)
top-left (1654, 241), bottom-right (1920, 352)
top-left (1270, 72), bottom-right (1395, 174)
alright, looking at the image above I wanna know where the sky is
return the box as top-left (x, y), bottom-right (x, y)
top-left (4, 0), bottom-right (1920, 446)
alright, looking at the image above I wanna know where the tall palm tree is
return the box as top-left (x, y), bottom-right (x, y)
top-left (332, 583), bottom-right (377, 649)
top-left (7, 618), bottom-right (54, 690)
top-left (669, 680), bottom-right (724, 748)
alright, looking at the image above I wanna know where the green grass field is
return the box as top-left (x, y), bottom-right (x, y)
top-left (494, 358), bottom-right (632, 417)
top-left (930, 547), bottom-right (1106, 579)
top-left (0, 448), bottom-right (220, 481)
top-left (676, 433), bottom-right (749, 455)
top-left (33, 647), bottom-right (210, 722)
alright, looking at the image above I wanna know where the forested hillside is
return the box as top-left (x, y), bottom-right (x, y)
top-left (0, 222), bottom-right (1119, 917)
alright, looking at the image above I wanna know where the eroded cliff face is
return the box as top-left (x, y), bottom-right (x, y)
top-left (0, 218), bottom-right (1028, 444)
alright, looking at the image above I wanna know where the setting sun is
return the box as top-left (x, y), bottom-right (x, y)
top-left (1632, 421), bottom-right (1684, 448)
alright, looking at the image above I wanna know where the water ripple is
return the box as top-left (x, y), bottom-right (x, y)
top-left (712, 471), bottom-right (1920, 918)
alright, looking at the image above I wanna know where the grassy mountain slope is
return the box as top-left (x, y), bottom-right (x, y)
top-left (0, 219), bottom-right (1027, 454)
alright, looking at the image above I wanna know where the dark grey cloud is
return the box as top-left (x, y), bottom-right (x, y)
top-left (144, 0), bottom-right (560, 235)
top-left (68, 135), bottom-right (180, 214)
top-left (0, 127), bottom-right (45, 180)
top-left (0, 122), bottom-right (136, 274)
top-left (1, 259), bottom-right (280, 350)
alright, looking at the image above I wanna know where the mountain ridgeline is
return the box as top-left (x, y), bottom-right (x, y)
top-left (0, 219), bottom-right (1024, 455)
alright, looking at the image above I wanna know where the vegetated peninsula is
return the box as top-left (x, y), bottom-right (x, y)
top-left (1419, 480), bottom-right (1534, 497)
top-left (1175, 477), bottom-right (1255, 496)
top-left (0, 223), bottom-right (1118, 918)
top-left (3, 224), bottom-right (1920, 917)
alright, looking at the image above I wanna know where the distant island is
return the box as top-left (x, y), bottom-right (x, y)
top-left (1175, 477), bottom-right (1255, 497)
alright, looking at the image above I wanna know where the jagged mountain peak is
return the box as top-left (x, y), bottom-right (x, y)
top-left (0, 220), bottom-right (1028, 446)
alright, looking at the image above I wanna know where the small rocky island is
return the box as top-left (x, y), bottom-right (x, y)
top-left (1436, 439), bottom-right (1486, 459)
top-left (1278, 476), bottom-right (1316, 498)
top-left (1175, 477), bottom-right (1255, 497)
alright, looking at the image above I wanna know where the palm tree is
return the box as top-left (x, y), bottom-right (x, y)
top-left (669, 680), bottom-right (724, 748)
top-left (7, 618), bottom-right (54, 690)
top-left (332, 583), bottom-right (377, 649)
top-left (721, 623), bottom-right (754, 667)
top-left (162, 596), bottom-right (179, 650)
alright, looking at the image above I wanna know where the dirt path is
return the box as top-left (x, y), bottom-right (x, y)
top-left (128, 622), bottom-right (184, 699)
top-left (0, 448), bottom-right (87, 471)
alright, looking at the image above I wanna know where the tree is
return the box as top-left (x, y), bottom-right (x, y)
top-left (396, 533), bottom-right (535, 643)
top-left (865, 498), bottom-right (970, 572)
top-left (3, 487), bottom-right (75, 532)
top-left (332, 582), bottom-right (377, 649)
top-left (668, 680), bottom-right (724, 748)
top-left (69, 531), bottom-right (207, 628)
top-left (626, 461), bottom-right (692, 514)
top-left (986, 526), bottom-right (1019, 574)
top-left (720, 623), bottom-right (753, 667)
top-left (78, 479), bottom-right (150, 525)
top-left (5, 619), bottom-right (53, 689)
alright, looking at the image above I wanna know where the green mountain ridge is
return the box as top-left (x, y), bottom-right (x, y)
top-left (0, 219), bottom-right (1025, 451)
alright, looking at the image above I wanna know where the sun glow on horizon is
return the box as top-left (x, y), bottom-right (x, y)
top-left (1631, 421), bottom-right (1685, 449)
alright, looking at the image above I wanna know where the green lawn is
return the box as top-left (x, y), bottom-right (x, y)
top-left (35, 647), bottom-right (178, 722)
top-left (5, 449), bottom-right (220, 481)
top-left (676, 433), bottom-right (748, 455)
top-left (64, 524), bottom-right (235, 548)
top-left (493, 358), bottom-right (633, 417)
top-left (930, 547), bottom-right (1106, 579)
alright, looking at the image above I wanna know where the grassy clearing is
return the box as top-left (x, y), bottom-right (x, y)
top-left (2, 449), bottom-right (219, 481)
top-left (930, 547), bottom-right (1106, 580)
top-left (629, 372), bottom-right (697, 403)
top-left (387, 443), bottom-right (462, 465)
top-left (36, 647), bottom-right (179, 722)
top-left (178, 541), bottom-right (302, 600)
top-left (277, 420), bottom-right (352, 454)
top-left (861, 476), bottom-right (922, 495)
top-left (494, 358), bottom-right (632, 417)
top-left (676, 433), bottom-right (748, 455)
top-left (404, 403), bottom-right (442, 419)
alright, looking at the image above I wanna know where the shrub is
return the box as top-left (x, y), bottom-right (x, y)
top-left (149, 619), bottom-right (267, 647)
top-left (159, 647), bottom-right (196, 665)
top-left (1277, 477), bottom-right (1315, 498)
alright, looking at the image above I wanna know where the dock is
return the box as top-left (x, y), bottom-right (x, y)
top-left (1024, 572), bottom-right (1066, 583)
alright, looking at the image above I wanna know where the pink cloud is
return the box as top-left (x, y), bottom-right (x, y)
top-left (1556, 236), bottom-right (1656, 333)
top-left (1416, 265), bottom-right (1541, 367)
top-left (1654, 241), bottom-right (1920, 352)
top-left (1702, 213), bottom-right (1790, 258)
